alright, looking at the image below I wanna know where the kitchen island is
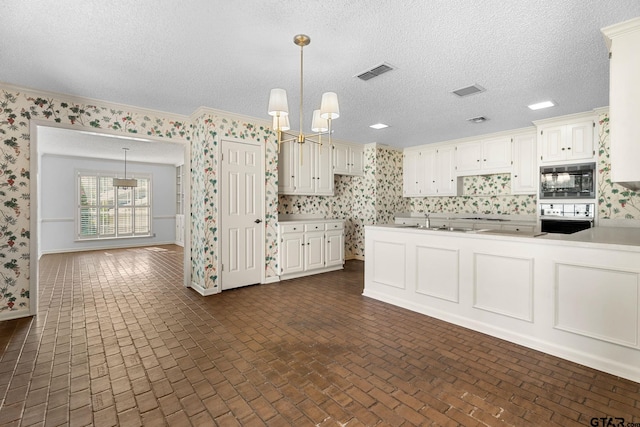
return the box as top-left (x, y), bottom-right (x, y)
top-left (364, 224), bottom-right (640, 382)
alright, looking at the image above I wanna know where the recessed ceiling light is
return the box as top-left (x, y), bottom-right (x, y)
top-left (528, 101), bottom-right (556, 110)
top-left (370, 123), bottom-right (389, 130)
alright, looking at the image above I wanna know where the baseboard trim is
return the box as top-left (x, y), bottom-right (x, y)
top-left (189, 281), bottom-right (218, 296)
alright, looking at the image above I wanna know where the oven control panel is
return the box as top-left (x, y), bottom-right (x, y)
top-left (540, 203), bottom-right (595, 218)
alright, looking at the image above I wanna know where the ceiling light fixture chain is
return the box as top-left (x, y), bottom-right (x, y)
top-left (113, 147), bottom-right (137, 188)
top-left (268, 34), bottom-right (340, 162)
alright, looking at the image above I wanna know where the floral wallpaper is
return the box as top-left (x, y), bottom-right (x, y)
top-left (190, 112), bottom-right (278, 291)
top-left (374, 146), bottom-right (409, 224)
top-left (597, 111), bottom-right (640, 219)
top-left (279, 175), bottom-right (362, 258)
top-left (0, 84), bottom-right (280, 319)
top-left (409, 174), bottom-right (537, 215)
top-left (278, 145), bottom-right (406, 259)
top-left (0, 85), bottom-right (190, 319)
top-left (2, 81), bottom-right (632, 321)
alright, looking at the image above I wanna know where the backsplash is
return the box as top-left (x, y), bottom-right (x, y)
top-left (409, 174), bottom-right (537, 215)
top-left (597, 112), bottom-right (640, 220)
top-left (278, 145), bottom-right (406, 258)
top-left (278, 175), bottom-right (363, 258)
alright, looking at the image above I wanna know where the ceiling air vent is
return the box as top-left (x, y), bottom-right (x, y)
top-left (467, 116), bottom-right (488, 123)
top-left (355, 63), bottom-right (395, 81)
top-left (452, 84), bottom-right (486, 97)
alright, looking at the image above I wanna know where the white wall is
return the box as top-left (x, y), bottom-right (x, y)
top-left (40, 154), bottom-right (178, 254)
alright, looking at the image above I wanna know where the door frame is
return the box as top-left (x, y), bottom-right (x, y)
top-left (218, 136), bottom-right (266, 290)
top-left (29, 120), bottom-right (192, 317)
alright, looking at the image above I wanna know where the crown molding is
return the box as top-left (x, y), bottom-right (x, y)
top-left (0, 81), bottom-right (191, 123)
top-left (601, 17), bottom-right (640, 50)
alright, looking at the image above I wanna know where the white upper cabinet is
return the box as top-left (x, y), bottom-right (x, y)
top-left (511, 131), bottom-right (538, 195)
top-left (403, 150), bottom-right (424, 196)
top-left (602, 17), bottom-right (640, 191)
top-left (333, 142), bottom-right (364, 176)
top-left (536, 114), bottom-right (596, 165)
top-left (278, 141), bottom-right (334, 195)
top-left (403, 146), bottom-right (457, 197)
top-left (455, 142), bottom-right (483, 174)
top-left (456, 136), bottom-right (512, 176)
top-left (435, 146), bottom-right (457, 196)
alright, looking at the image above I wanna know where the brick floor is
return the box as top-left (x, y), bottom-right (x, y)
top-left (0, 245), bottom-right (639, 426)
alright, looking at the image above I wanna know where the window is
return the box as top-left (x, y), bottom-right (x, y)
top-left (77, 171), bottom-right (151, 239)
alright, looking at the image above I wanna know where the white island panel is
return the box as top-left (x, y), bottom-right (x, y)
top-left (555, 262), bottom-right (639, 348)
top-left (364, 224), bottom-right (640, 383)
top-left (372, 240), bottom-right (406, 289)
top-left (473, 253), bottom-right (534, 322)
top-left (415, 246), bottom-right (459, 302)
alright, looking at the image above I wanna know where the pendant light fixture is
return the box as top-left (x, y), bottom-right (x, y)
top-left (113, 147), bottom-right (137, 188)
top-left (268, 34), bottom-right (340, 153)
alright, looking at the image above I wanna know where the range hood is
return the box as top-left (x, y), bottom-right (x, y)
top-left (602, 17), bottom-right (640, 191)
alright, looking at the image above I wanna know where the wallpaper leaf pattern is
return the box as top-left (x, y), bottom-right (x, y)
top-left (279, 146), bottom-right (407, 259)
top-left (1, 80), bottom-right (633, 321)
top-left (0, 87), bottom-right (190, 318)
top-left (410, 174), bottom-right (537, 215)
top-left (597, 112), bottom-right (640, 219)
top-left (190, 112), bottom-right (278, 291)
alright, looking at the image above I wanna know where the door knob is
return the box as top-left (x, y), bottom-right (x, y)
top-left (254, 219), bottom-right (262, 224)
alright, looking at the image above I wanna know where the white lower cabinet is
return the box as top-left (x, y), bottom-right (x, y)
top-left (280, 231), bottom-right (304, 275)
top-left (304, 231), bottom-right (325, 270)
top-left (325, 230), bottom-right (345, 267)
top-left (278, 220), bottom-right (345, 279)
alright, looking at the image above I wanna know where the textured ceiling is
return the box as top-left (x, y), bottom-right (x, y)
top-left (3, 1), bottom-right (640, 150)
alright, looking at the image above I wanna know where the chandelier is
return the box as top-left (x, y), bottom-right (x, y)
top-left (113, 147), bottom-right (137, 188)
top-left (268, 34), bottom-right (340, 152)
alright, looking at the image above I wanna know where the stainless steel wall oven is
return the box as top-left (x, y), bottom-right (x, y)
top-left (540, 162), bottom-right (596, 199)
top-left (539, 203), bottom-right (594, 234)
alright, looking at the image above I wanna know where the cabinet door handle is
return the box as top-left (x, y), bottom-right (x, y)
top-left (567, 147), bottom-right (571, 150)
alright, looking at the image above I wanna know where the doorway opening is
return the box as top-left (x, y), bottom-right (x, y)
top-left (29, 122), bottom-right (191, 316)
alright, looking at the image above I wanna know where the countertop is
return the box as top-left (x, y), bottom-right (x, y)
top-left (370, 224), bottom-right (640, 252)
top-left (541, 226), bottom-right (640, 247)
top-left (278, 214), bottom-right (343, 224)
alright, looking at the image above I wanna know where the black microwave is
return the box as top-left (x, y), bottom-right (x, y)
top-left (540, 162), bottom-right (596, 199)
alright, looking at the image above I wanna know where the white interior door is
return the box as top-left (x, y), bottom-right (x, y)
top-left (221, 139), bottom-right (263, 290)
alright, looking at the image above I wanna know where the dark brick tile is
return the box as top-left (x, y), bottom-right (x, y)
top-left (1, 251), bottom-right (638, 427)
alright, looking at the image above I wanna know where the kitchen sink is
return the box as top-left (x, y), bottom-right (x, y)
top-left (429, 226), bottom-right (475, 232)
top-left (396, 224), bottom-right (477, 232)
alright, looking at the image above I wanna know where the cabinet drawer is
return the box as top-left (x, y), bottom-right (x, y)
top-left (304, 223), bottom-right (324, 232)
top-left (325, 222), bottom-right (344, 231)
top-left (501, 224), bottom-right (535, 233)
top-left (280, 223), bottom-right (304, 233)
